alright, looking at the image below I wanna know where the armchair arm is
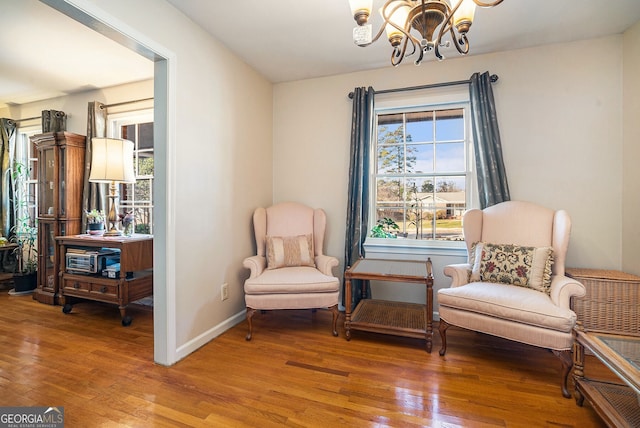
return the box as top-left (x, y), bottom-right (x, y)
top-left (243, 255), bottom-right (266, 279)
top-left (443, 263), bottom-right (471, 287)
top-left (549, 274), bottom-right (586, 309)
top-left (315, 255), bottom-right (339, 276)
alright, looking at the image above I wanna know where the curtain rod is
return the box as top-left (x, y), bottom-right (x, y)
top-left (13, 116), bottom-right (41, 123)
top-left (347, 74), bottom-right (499, 99)
top-left (100, 97), bottom-right (154, 109)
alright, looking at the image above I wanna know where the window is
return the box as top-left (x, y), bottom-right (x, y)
top-left (372, 99), bottom-right (474, 242)
top-left (15, 126), bottom-right (41, 226)
top-left (108, 110), bottom-right (154, 234)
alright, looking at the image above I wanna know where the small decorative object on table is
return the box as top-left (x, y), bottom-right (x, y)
top-left (121, 211), bottom-right (134, 237)
top-left (86, 209), bottom-right (106, 235)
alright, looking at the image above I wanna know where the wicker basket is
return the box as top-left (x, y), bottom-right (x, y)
top-left (567, 268), bottom-right (640, 336)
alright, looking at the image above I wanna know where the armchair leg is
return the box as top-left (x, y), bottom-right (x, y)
top-left (438, 319), bottom-right (450, 356)
top-left (329, 304), bottom-right (339, 337)
top-left (552, 349), bottom-right (573, 398)
top-left (245, 307), bottom-right (256, 341)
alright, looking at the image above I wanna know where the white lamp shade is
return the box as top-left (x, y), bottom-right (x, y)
top-left (89, 138), bottom-right (136, 183)
top-left (453, 0), bottom-right (476, 26)
top-left (349, 0), bottom-right (372, 16)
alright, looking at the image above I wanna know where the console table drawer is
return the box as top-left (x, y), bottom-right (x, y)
top-left (63, 278), bottom-right (90, 293)
top-left (89, 282), bottom-right (118, 298)
top-left (62, 277), bottom-right (118, 302)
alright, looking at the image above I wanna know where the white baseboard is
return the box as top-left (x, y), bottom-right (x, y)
top-left (175, 310), bottom-right (246, 361)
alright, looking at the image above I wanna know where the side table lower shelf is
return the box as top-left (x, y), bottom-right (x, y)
top-left (350, 299), bottom-right (427, 339)
top-left (344, 258), bottom-right (434, 353)
top-left (575, 378), bottom-right (640, 427)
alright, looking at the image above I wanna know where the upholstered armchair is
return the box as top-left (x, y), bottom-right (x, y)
top-left (242, 202), bottom-right (340, 341)
top-left (438, 201), bottom-right (586, 398)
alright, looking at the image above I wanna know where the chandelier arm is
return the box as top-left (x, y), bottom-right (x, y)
top-left (413, 42), bottom-right (426, 65)
top-left (452, 29), bottom-right (470, 55)
top-left (370, 24), bottom-right (389, 45)
top-left (433, 1), bottom-right (456, 59)
top-left (472, 0), bottom-right (504, 7)
top-left (391, 35), bottom-right (412, 67)
top-left (380, 2), bottom-right (414, 42)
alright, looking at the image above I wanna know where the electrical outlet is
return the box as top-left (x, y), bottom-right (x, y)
top-left (221, 283), bottom-right (229, 301)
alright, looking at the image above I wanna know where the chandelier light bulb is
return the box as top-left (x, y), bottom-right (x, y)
top-left (453, 0), bottom-right (477, 33)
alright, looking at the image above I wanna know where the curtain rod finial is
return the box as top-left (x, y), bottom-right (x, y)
top-left (490, 74), bottom-right (499, 83)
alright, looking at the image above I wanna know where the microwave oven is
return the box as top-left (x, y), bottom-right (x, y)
top-left (65, 248), bottom-right (120, 275)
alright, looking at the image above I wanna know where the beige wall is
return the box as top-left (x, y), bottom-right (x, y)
top-left (0, 80), bottom-right (155, 132)
top-left (274, 35), bottom-right (627, 300)
top-left (88, 0), bottom-right (274, 360)
top-left (622, 20), bottom-right (640, 275)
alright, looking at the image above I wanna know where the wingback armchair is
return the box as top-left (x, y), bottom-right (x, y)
top-left (438, 201), bottom-right (585, 398)
top-left (242, 202), bottom-right (340, 341)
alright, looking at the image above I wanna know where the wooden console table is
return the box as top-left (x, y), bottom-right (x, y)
top-left (344, 258), bottom-right (434, 353)
top-left (56, 234), bottom-right (153, 326)
top-left (573, 330), bottom-right (640, 427)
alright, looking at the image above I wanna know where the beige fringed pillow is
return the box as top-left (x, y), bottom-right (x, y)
top-left (469, 242), bottom-right (554, 294)
top-left (266, 234), bottom-right (315, 269)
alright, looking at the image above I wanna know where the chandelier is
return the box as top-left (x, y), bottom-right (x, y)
top-left (348, 0), bottom-right (504, 65)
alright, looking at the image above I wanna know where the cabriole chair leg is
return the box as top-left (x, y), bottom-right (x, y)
top-left (438, 319), bottom-right (450, 356)
top-left (329, 304), bottom-right (339, 337)
top-left (245, 307), bottom-right (256, 341)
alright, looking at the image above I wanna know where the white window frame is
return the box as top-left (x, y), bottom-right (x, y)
top-left (15, 124), bottom-right (42, 226)
top-left (107, 109), bottom-right (154, 234)
top-left (365, 87), bottom-right (477, 257)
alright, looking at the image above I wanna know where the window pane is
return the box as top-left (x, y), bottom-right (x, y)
top-left (135, 178), bottom-right (152, 203)
top-left (375, 207), bottom-right (404, 226)
top-left (435, 109), bottom-right (464, 141)
top-left (138, 152), bottom-right (154, 177)
top-left (378, 115), bottom-right (404, 144)
top-left (138, 122), bottom-right (154, 149)
top-left (405, 111), bottom-right (433, 143)
top-left (410, 143), bottom-right (433, 173)
top-left (377, 145), bottom-right (405, 174)
top-left (122, 124), bottom-right (135, 141)
top-left (435, 142), bottom-right (465, 172)
top-left (434, 177), bottom-right (465, 241)
top-left (377, 178), bottom-right (403, 203)
top-left (405, 178), bottom-right (433, 240)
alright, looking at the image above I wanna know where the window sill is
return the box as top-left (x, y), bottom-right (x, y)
top-left (364, 237), bottom-right (467, 259)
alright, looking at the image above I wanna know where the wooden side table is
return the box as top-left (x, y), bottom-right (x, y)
top-left (56, 234), bottom-right (153, 326)
top-left (573, 330), bottom-right (640, 427)
top-left (344, 258), bottom-right (434, 353)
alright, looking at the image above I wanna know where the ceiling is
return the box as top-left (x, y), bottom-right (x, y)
top-left (2, 1), bottom-right (640, 109)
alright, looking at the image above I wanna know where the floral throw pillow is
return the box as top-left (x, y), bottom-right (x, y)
top-left (266, 234), bottom-right (315, 269)
top-left (469, 242), bottom-right (554, 294)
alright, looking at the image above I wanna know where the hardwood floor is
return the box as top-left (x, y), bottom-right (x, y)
top-left (0, 291), bottom-right (610, 427)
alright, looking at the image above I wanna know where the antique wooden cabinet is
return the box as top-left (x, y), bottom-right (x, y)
top-left (32, 132), bottom-right (86, 304)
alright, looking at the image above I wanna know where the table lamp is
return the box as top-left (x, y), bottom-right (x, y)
top-left (89, 138), bottom-right (136, 236)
